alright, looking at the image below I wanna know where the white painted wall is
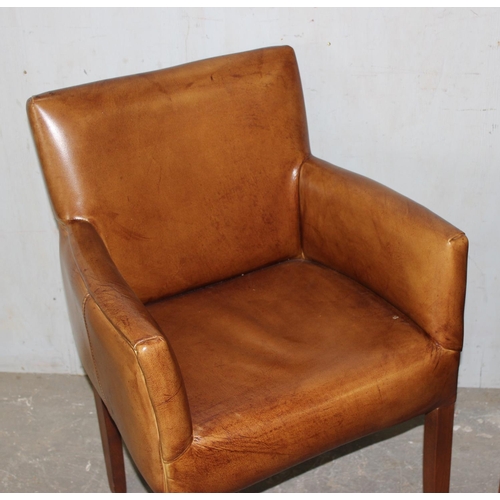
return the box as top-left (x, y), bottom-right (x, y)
top-left (1, 7), bottom-right (498, 387)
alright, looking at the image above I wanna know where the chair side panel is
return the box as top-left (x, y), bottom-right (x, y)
top-left (59, 227), bottom-right (100, 389)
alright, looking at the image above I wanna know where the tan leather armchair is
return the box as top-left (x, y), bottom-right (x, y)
top-left (27, 46), bottom-right (468, 493)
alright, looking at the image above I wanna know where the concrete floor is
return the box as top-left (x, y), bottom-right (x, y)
top-left (0, 372), bottom-right (499, 493)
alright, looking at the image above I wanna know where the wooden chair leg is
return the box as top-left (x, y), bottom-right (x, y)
top-left (92, 386), bottom-right (127, 493)
top-left (423, 403), bottom-right (455, 493)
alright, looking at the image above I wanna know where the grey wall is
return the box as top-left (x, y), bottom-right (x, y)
top-left (1, 8), bottom-right (498, 387)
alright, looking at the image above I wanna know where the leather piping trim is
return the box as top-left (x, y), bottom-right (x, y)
top-left (296, 152), bottom-right (311, 260)
top-left (82, 292), bottom-right (105, 400)
top-left (67, 218), bottom-right (161, 350)
top-left (134, 344), bottom-right (168, 493)
top-left (162, 461), bottom-right (170, 494)
top-left (87, 299), bottom-right (177, 492)
top-left (134, 336), bottom-right (193, 446)
top-left (67, 220), bottom-right (191, 490)
top-left (134, 336), bottom-right (193, 492)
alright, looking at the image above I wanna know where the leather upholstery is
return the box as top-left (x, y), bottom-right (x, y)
top-left (27, 46), bottom-right (468, 492)
top-left (300, 157), bottom-right (468, 351)
top-left (148, 260), bottom-right (460, 492)
top-left (28, 47), bottom-right (307, 303)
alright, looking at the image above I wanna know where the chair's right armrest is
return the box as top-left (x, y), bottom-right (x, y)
top-left (59, 219), bottom-right (192, 490)
top-left (299, 157), bottom-right (468, 351)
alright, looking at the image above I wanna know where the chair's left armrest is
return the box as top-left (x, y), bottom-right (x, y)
top-left (299, 156), bottom-right (468, 351)
top-left (60, 219), bottom-right (192, 488)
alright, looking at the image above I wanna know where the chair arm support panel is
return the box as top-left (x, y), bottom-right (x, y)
top-left (299, 156), bottom-right (468, 351)
top-left (63, 219), bottom-right (168, 347)
top-left (61, 219), bottom-right (192, 486)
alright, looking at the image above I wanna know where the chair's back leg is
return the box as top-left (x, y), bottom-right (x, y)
top-left (92, 385), bottom-right (127, 493)
top-left (423, 402), bottom-right (455, 493)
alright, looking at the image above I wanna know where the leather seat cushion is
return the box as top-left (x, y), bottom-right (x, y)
top-left (146, 260), bottom-right (459, 492)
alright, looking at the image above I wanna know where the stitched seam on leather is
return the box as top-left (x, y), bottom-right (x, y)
top-left (135, 347), bottom-right (168, 493)
top-left (136, 336), bottom-right (193, 460)
top-left (88, 301), bottom-right (177, 491)
top-left (296, 153), bottom-right (311, 260)
top-left (162, 462), bottom-right (170, 493)
top-left (90, 302), bottom-right (136, 350)
top-left (87, 299), bottom-right (186, 424)
top-left (78, 281), bottom-right (136, 350)
top-left (82, 293), bottom-right (105, 399)
top-left (67, 220), bottom-right (152, 350)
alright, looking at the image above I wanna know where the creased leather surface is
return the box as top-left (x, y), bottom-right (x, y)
top-left (59, 223), bottom-right (100, 392)
top-left (62, 219), bottom-right (192, 491)
top-left (27, 46), bottom-right (308, 303)
top-left (27, 46), bottom-right (468, 493)
top-left (147, 260), bottom-right (460, 492)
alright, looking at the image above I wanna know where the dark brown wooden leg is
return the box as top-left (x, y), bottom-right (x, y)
top-left (423, 403), bottom-right (455, 493)
top-left (92, 386), bottom-right (127, 493)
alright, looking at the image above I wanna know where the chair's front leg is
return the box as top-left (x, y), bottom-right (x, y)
top-left (423, 403), bottom-right (455, 493)
top-left (92, 385), bottom-right (127, 493)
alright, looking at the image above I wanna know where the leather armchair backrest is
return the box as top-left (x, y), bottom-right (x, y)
top-left (28, 46), bottom-right (309, 302)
